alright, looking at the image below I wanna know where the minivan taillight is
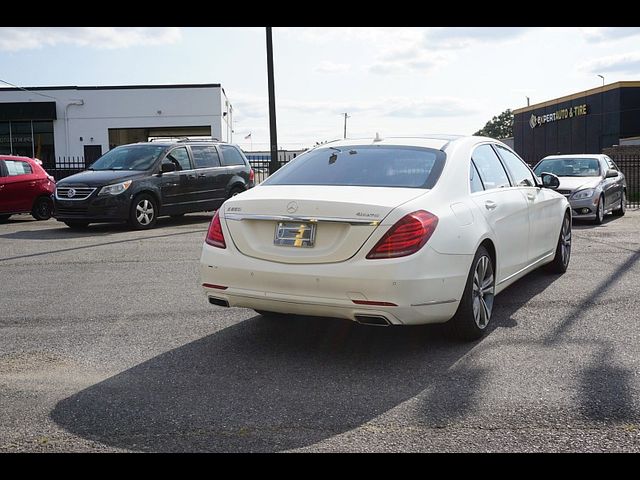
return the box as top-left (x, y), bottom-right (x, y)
top-left (366, 210), bottom-right (438, 259)
top-left (249, 168), bottom-right (255, 183)
top-left (206, 210), bottom-right (226, 248)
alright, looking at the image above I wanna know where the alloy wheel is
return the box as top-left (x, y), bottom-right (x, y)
top-left (472, 255), bottom-right (495, 329)
top-left (560, 214), bottom-right (571, 268)
top-left (136, 199), bottom-right (154, 226)
top-left (598, 197), bottom-right (604, 223)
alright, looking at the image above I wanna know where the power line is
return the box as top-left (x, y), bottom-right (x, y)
top-left (0, 78), bottom-right (59, 100)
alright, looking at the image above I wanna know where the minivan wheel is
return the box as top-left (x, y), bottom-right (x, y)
top-left (228, 187), bottom-right (244, 199)
top-left (32, 197), bottom-right (53, 220)
top-left (129, 194), bottom-right (158, 230)
top-left (449, 245), bottom-right (495, 341)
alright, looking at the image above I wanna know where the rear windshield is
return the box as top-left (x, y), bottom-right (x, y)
top-left (89, 145), bottom-right (166, 171)
top-left (534, 157), bottom-right (601, 177)
top-left (262, 145), bottom-right (446, 188)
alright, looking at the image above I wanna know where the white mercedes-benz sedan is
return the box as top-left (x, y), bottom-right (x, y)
top-left (200, 135), bottom-right (571, 340)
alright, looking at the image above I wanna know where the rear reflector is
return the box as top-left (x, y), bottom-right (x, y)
top-left (352, 300), bottom-right (397, 307)
top-left (203, 283), bottom-right (228, 290)
top-left (205, 210), bottom-right (226, 248)
top-left (366, 210), bottom-right (438, 259)
top-left (249, 168), bottom-right (255, 183)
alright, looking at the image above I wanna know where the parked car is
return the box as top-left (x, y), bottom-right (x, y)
top-left (533, 154), bottom-right (626, 224)
top-left (0, 155), bottom-right (55, 222)
top-left (53, 140), bottom-right (255, 229)
top-left (200, 135), bottom-right (571, 340)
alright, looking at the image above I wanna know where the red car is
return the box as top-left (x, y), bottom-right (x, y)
top-left (0, 155), bottom-right (55, 222)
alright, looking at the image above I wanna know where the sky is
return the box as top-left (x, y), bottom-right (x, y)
top-left (1, 26), bottom-right (640, 151)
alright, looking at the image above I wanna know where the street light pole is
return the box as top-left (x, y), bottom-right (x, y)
top-left (597, 74), bottom-right (605, 86)
top-left (266, 27), bottom-right (279, 175)
top-left (341, 112), bottom-right (350, 139)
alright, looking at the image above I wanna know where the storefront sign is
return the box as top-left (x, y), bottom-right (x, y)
top-left (529, 104), bottom-right (588, 129)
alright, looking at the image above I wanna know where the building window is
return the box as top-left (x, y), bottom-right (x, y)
top-left (0, 122), bottom-right (10, 155)
top-left (0, 120), bottom-right (55, 165)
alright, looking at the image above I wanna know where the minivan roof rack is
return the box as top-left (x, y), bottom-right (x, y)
top-left (176, 137), bottom-right (223, 143)
top-left (149, 137), bottom-right (189, 142)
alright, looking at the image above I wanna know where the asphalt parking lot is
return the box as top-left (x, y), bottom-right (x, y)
top-left (1, 211), bottom-right (640, 452)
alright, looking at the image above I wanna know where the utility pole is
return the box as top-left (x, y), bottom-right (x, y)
top-left (341, 112), bottom-right (350, 139)
top-left (266, 27), bottom-right (279, 175)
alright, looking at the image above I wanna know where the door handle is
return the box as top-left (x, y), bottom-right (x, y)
top-left (526, 193), bottom-right (536, 201)
top-left (187, 174), bottom-right (196, 180)
top-left (485, 200), bottom-right (497, 211)
top-left (198, 174), bottom-right (206, 178)
top-left (29, 182), bottom-right (36, 186)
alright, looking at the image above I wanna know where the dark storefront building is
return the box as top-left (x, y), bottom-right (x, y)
top-left (513, 81), bottom-right (640, 165)
top-left (0, 102), bottom-right (56, 164)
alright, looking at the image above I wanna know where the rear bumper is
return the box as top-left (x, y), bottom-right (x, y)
top-left (200, 243), bottom-right (471, 325)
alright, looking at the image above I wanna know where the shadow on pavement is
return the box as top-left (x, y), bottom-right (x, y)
top-left (51, 268), bottom-right (560, 452)
top-left (0, 214), bottom-right (212, 241)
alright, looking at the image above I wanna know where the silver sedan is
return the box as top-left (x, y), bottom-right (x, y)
top-left (533, 154), bottom-right (626, 224)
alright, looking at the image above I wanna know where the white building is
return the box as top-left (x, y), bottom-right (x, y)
top-left (0, 83), bottom-right (233, 167)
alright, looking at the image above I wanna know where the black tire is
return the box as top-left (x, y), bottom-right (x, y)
top-left (545, 211), bottom-right (571, 274)
top-left (448, 245), bottom-right (495, 341)
top-left (593, 194), bottom-right (604, 225)
top-left (228, 186), bottom-right (245, 199)
top-left (0, 214), bottom-right (10, 222)
top-left (612, 190), bottom-right (626, 217)
top-left (31, 197), bottom-right (53, 221)
top-left (64, 221), bottom-right (89, 229)
top-left (128, 193), bottom-right (158, 230)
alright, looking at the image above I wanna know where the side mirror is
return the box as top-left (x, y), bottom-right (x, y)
top-left (540, 172), bottom-right (560, 190)
top-left (161, 162), bottom-right (176, 173)
top-left (605, 169), bottom-right (618, 178)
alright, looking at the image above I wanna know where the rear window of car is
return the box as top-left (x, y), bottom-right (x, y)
top-left (4, 160), bottom-right (32, 176)
top-left (219, 145), bottom-right (247, 166)
top-left (262, 145), bottom-right (446, 189)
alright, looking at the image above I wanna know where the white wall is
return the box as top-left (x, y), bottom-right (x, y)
top-left (0, 85), bottom-right (228, 161)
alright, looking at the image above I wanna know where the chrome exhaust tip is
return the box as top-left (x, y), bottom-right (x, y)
top-left (354, 314), bottom-right (391, 327)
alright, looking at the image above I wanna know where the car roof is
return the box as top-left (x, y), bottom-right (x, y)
top-left (0, 155), bottom-right (36, 162)
top-left (315, 135), bottom-right (478, 151)
top-left (541, 154), bottom-right (604, 159)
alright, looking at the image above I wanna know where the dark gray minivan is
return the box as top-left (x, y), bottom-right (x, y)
top-left (53, 140), bottom-right (254, 229)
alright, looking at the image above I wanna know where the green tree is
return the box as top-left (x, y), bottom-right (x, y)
top-left (474, 109), bottom-right (514, 138)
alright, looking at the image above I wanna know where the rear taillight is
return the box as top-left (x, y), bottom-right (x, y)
top-left (206, 210), bottom-right (226, 248)
top-left (366, 210), bottom-right (438, 259)
top-left (249, 168), bottom-right (255, 183)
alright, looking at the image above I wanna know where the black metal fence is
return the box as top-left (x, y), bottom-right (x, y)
top-left (246, 155), bottom-right (292, 184)
top-left (43, 153), bottom-right (639, 208)
top-left (44, 157), bottom-right (86, 182)
top-left (608, 156), bottom-right (640, 208)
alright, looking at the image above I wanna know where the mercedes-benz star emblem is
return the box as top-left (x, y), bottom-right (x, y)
top-left (286, 201), bottom-right (298, 214)
top-left (67, 188), bottom-right (76, 198)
